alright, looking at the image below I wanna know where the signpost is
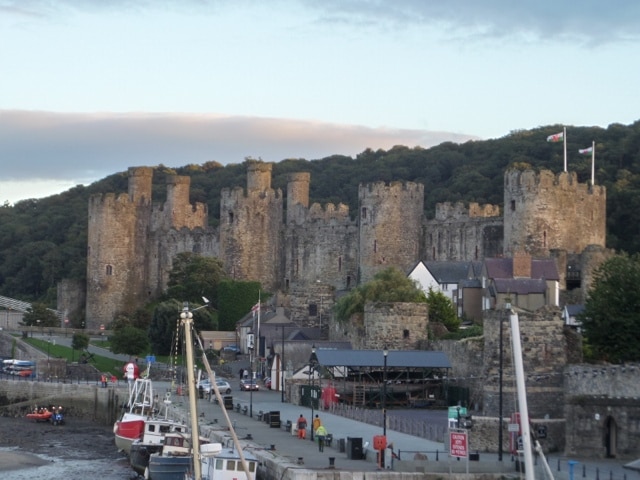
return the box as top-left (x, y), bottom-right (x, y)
top-left (449, 430), bottom-right (468, 458)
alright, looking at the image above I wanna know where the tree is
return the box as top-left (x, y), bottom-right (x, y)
top-left (165, 252), bottom-right (228, 307)
top-left (110, 325), bottom-right (150, 357)
top-left (22, 302), bottom-right (59, 327)
top-left (149, 299), bottom-right (215, 356)
top-left (579, 253), bottom-right (640, 363)
top-left (335, 267), bottom-right (426, 322)
top-left (426, 288), bottom-right (460, 332)
top-left (71, 332), bottom-right (89, 351)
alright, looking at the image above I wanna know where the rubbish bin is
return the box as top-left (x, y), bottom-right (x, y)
top-left (223, 396), bottom-right (233, 409)
top-left (346, 437), bottom-right (363, 460)
top-left (269, 411), bottom-right (281, 428)
top-left (338, 438), bottom-right (346, 453)
top-left (263, 412), bottom-right (270, 424)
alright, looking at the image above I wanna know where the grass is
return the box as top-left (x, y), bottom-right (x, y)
top-left (23, 337), bottom-right (125, 377)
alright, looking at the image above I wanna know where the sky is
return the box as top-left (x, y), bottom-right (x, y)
top-left (1, 0), bottom-right (639, 204)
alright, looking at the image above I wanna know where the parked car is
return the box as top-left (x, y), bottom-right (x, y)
top-left (239, 379), bottom-right (259, 391)
top-left (222, 344), bottom-right (240, 353)
top-left (197, 378), bottom-right (232, 394)
top-left (263, 377), bottom-right (272, 389)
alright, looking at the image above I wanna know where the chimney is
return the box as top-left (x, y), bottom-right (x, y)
top-left (513, 251), bottom-right (532, 278)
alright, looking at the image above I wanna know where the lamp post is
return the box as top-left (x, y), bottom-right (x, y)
top-left (498, 301), bottom-right (510, 462)
top-left (36, 319), bottom-right (41, 338)
top-left (280, 325), bottom-right (285, 403)
top-left (308, 344), bottom-right (317, 441)
top-left (383, 345), bottom-right (388, 437)
top-left (249, 347), bottom-right (254, 418)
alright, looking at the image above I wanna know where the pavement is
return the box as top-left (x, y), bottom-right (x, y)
top-left (157, 380), bottom-right (639, 479)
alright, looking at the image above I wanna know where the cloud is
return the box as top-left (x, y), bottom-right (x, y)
top-left (0, 109), bottom-right (477, 189)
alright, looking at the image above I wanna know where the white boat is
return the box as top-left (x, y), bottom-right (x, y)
top-left (146, 432), bottom-right (213, 480)
top-left (199, 444), bottom-right (257, 480)
top-left (130, 394), bottom-right (189, 475)
top-left (114, 374), bottom-right (156, 453)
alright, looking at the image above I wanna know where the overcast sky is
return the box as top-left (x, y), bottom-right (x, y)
top-left (1, 0), bottom-right (639, 204)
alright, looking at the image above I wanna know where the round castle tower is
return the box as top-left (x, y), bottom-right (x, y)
top-left (503, 169), bottom-right (606, 257)
top-left (358, 181), bottom-right (424, 283)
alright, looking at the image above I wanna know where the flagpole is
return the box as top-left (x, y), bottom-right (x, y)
top-left (591, 141), bottom-right (595, 186)
top-left (256, 290), bottom-right (261, 376)
top-left (563, 126), bottom-right (567, 172)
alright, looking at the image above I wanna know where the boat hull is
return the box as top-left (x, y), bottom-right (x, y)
top-left (114, 418), bottom-right (144, 454)
top-left (26, 412), bottom-right (52, 422)
top-left (130, 442), bottom-right (161, 475)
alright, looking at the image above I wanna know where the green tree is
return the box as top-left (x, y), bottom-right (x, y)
top-left (22, 302), bottom-right (59, 327)
top-left (426, 288), bottom-right (460, 332)
top-left (165, 252), bottom-right (228, 307)
top-left (335, 267), bottom-right (426, 322)
top-left (579, 253), bottom-right (640, 363)
top-left (149, 299), bottom-right (215, 355)
top-left (110, 325), bottom-right (150, 356)
top-left (71, 332), bottom-right (89, 351)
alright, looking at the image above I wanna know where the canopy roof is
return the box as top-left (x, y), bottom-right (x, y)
top-left (314, 349), bottom-right (451, 369)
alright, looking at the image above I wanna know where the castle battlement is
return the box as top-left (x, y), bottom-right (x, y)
top-left (435, 202), bottom-right (501, 220)
top-left (360, 180), bottom-right (423, 198)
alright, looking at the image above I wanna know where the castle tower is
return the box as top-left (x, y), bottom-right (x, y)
top-left (219, 162), bottom-right (283, 291)
top-left (159, 175), bottom-right (207, 230)
top-left (85, 167), bottom-right (153, 328)
top-left (286, 172), bottom-right (310, 225)
top-left (358, 181), bottom-right (424, 283)
top-left (503, 169), bottom-right (606, 257)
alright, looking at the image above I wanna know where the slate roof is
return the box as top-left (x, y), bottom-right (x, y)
top-left (494, 278), bottom-right (546, 294)
top-left (424, 261), bottom-right (475, 283)
top-left (314, 349), bottom-right (451, 369)
top-left (485, 257), bottom-right (559, 280)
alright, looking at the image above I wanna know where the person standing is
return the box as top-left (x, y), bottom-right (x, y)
top-left (297, 414), bottom-right (308, 439)
top-left (315, 424), bottom-right (328, 452)
top-left (312, 414), bottom-right (321, 432)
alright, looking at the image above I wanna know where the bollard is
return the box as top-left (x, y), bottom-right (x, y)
top-left (328, 457), bottom-right (335, 469)
top-left (297, 457), bottom-right (304, 465)
top-left (583, 464), bottom-right (586, 478)
top-left (558, 458), bottom-right (561, 471)
top-left (596, 467), bottom-right (600, 480)
top-left (435, 450), bottom-right (438, 461)
top-left (270, 444), bottom-right (276, 450)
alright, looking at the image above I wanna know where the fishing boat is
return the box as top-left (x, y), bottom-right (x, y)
top-left (198, 444), bottom-right (258, 480)
top-left (149, 300), bottom-right (258, 480)
top-left (129, 394), bottom-right (189, 475)
top-left (114, 371), bottom-right (156, 453)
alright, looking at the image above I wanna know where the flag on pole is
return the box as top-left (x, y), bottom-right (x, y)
top-left (251, 302), bottom-right (260, 317)
top-left (546, 132), bottom-right (564, 143)
top-left (579, 147), bottom-right (593, 155)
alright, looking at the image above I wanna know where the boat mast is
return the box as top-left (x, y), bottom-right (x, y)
top-left (509, 308), bottom-right (535, 480)
top-left (181, 303), bottom-right (202, 480)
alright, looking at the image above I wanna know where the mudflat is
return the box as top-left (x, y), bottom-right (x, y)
top-left (0, 415), bottom-right (122, 471)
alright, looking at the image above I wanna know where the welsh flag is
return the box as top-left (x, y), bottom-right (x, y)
top-left (579, 146), bottom-right (593, 155)
top-left (546, 132), bottom-right (564, 143)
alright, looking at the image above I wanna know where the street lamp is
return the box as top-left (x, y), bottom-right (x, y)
top-left (280, 325), bottom-right (285, 403)
top-left (308, 344), bottom-right (317, 441)
top-left (382, 345), bottom-right (388, 437)
top-left (36, 319), bottom-right (41, 337)
top-left (249, 347), bottom-right (254, 418)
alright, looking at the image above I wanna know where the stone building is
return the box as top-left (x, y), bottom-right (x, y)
top-left (83, 163), bottom-right (606, 330)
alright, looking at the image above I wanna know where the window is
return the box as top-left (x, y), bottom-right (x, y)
top-left (403, 329), bottom-right (410, 339)
top-left (228, 211), bottom-right (234, 224)
top-left (510, 200), bottom-right (516, 211)
top-left (338, 256), bottom-right (342, 272)
top-left (106, 265), bottom-right (113, 275)
top-left (361, 207), bottom-right (367, 219)
top-left (226, 461), bottom-right (236, 471)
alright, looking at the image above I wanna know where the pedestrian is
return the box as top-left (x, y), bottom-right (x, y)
top-left (315, 424), bottom-right (328, 452)
top-left (297, 414), bottom-right (308, 439)
top-left (313, 414), bottom-right (321, 432)
top-left (100, 373), bottom-right (107, 388)
top-left (239, 367), bottom-right (244, 379)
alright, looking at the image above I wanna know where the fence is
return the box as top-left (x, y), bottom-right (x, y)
top-left (327, 403), bottom-right (446, 443)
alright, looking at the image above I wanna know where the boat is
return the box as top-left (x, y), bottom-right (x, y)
top-left (26, 406), bottom-right (53, 422)
top-left (149, 300), bottom-right (257, 480)
top-left (114, 370), bottom-right (157, 454)
top-left (146, 432), bottom-right (212, 480)
top-left (129, 394), bottom-right (189, 475)
top-left (199, 444), bottom-right (257, 480)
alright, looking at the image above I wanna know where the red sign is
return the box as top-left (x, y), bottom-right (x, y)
top-left (449, 431), bottom-right (468, 458)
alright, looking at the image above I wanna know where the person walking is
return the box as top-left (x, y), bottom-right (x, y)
top-left (297, 414), bottom-right (308, 439)
top-left (315, 424), bottom-right (328, 452)
top-left (312, 414), bottom-right (321, 432)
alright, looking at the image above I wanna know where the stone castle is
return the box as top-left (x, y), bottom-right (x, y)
top-left (85, 161), bottom-right (606, 330)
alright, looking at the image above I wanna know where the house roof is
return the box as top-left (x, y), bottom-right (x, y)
top-left (494, 278), bottom-right (546, 294)
top-left (485, 257), bottom-right (559, 281)
top-left (564, 304), bottom-right (585, 317)
top-left (424, 261), bottom-right (475, 283)
top-left (314, 349), bottom-right (451, 369)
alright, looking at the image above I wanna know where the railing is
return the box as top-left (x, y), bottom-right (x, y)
top-left (326, 403), bottom-right (446, 443)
